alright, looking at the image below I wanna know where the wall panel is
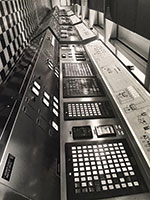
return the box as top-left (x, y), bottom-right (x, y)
top-left (0, 0), bottom-right (51, 83)
top-left (76, 0), bottom-right (81, 5)
top-left (106, 0), bottom-right (150, 40)
top-left (88, 0), bottom-right (104, 12)
top-left (135, 0), bottom-right (150, 39)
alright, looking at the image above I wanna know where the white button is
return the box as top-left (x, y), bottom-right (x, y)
top-left (109, 185), bottom-right (114, 190)
top-left (75, 178), bottom-right (79, 182)
top-left (81, 177), bottom-right (86, 181)
top-left (121, 183), bottom-right (127, 188)
top-left (112, 174), bottom-right (117, 178)
top-left (107, 179), bottom-right (113, 184)
top-left (130, 171), bottom-right (135, 176)
top-left (102, 186), bottom-right (108, 190)
top-left (80, 167), bottom-right (84, 171)
top-left (120, 178), bottom-right (125, 182)
top-left (87, 172), bottom-right (91, 175)
top-left (106, 174), bottom-right (111, 179)
top-left (44, 91), bottom-right (50, 100)
top-left (82, 182), bottom-right (87, 187)
top-left (134, 181), bottom-right (139, 186)
top-left (128, 182), bottom-right (133, 187)
top-left (33, 81), bottom-right (41, 90)
top-left (32, 87), bottom-right (39, 96)
top-left (74, 168), bottom-right (78, 172)
top-left (74, 173), bottom-right (79, 177)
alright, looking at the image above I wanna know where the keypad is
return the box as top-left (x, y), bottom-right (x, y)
top-left (64, 101), bottom-right (114, 120)
top-left (63, 78), bottom-right (104, 98)
top-left (62, 63), bottom-right (94, 77)
top-left (65, 139), bottom-right (148, 200)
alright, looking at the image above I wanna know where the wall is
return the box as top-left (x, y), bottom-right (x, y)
top-left (51, 0), bottom-right (60, 7)
top-left (0, 0), bottom-right (51, 83)
top-left (106, 0), bottom-right (150, 40)
top-left (60, 0), bottom-right (71, 6)
top-left (81, 0), bottom-right (88, 20)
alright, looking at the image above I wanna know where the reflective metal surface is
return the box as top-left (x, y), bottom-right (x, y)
top-left (0, 29), bottom-right (60, 200)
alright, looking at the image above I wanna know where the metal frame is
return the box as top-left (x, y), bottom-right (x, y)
top-left (145, 48), bottom-right (150, 90)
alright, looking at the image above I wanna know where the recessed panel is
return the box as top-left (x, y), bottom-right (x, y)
top-left (64, 101), bottom-right (114, 120)
top-left (65, 139), bottom-right (148, 200)
top-left (62, 63), bottom-right (94, 77)
top-left (72, 126), bottom-right (93, 140)
top-left (63, 78), bottom-right (104, 98)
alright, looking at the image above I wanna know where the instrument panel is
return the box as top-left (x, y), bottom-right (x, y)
top-left (65, 139), bottom-right (148, 200)
top-left (59, 15), bottom-right (150, 200)
top-left (85, 40), bottom-right (150, 168)
top-left (0, 6), bottom-right (150, 200)
top-left (0, 29), bottom-right (60, 200)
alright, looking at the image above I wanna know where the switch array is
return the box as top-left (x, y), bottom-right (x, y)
top-left (66, 140), bottom-right (147, 200)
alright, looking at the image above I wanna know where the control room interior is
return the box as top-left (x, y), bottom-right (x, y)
top-left (0, 0), bottom-right (150, 200)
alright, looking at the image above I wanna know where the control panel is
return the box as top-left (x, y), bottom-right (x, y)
top-left (0, 29), bottom-right (60, 200)
top-left (49, 15), bottom-right (61, 40)
top-left (0, 32), bottom-right (44, 158)
top-left (59, 9), bottom-right (67, 16)
top-left (60, 25), bottom-right (81, 42)
top-left (49, 15), bottom-right (82, 44)
top-left (61, 44), bottom-right (89, 62)
top-left (50, 9), bottom-right (97, 44)
top-left (85, 40), bottom-right (150, 167)
top-left (63, 78), bottom-right (105, 98)
top-left (64, 101), bottom-right (114, 120)
top-left (67, 10), bottom-right (74, 16)
top-left (75, 23), bottom-right (97, 42)
top-left (59, 16), bottom-right (72, 25)
top-left (65, 139), bottom-right (148, 200)
top-left (62, 63), bottom-right (94, 77)
top-left (69, 15), bottom-right (81, 25)
top-left (60, 27), bottom-right (150, 200)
